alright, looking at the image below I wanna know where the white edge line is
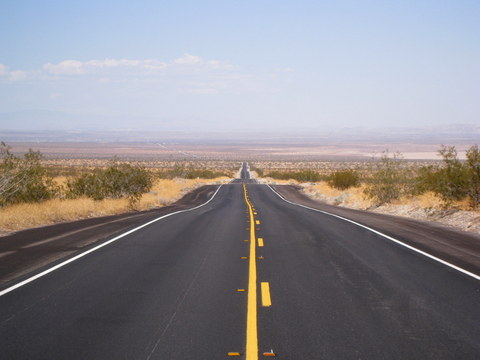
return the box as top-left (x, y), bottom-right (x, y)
top-left (267, 184), bottom-right (480, 281)
top-left (0, 185), bottom-right (224, 297)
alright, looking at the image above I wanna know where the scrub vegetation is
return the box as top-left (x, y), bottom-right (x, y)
top-left (0, 142), bottom-right (58, 207)
top-left (254, 144), bottom-right (480, 209)
top-left (328, 170), bottom-right (360, 190)
top-left (0, 143), bottom-right (232, 234)
top-left (158, 165), bottom-right (229, 180)
top-left (66, 161), bottom-right (153, 206)
top-left (2, 141), bottom-right (478, 234)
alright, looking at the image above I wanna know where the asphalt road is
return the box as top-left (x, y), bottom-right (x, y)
top-left (1, 163), bottom-right (479, 359)
top-left (0, 185), bottom-right (219, 286)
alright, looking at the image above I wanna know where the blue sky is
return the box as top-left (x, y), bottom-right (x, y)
top-left (0, 0), bottom-right (479, 131)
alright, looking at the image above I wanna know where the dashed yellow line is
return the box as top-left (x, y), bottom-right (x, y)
top-left (260, 282), bottom-right (272, 307)
top-left (258, 238), bottom-right (264, 247)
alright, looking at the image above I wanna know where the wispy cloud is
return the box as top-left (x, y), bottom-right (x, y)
top-left (0, 54), bottom-right (279, 96)
top-left (42, 58), bottom-right (169, 75)
top-left (43, 60), bottom-right (86, 75)
top-left (0, 64), bottom-right (30, 82)
top-left (40, 54), bottom-right (234, 79)
top-left (0, 54), bottom-right (295, 128)
top-left (173, 53), bottom-right (202, 65)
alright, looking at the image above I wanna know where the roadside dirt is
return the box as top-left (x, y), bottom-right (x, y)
top-left (301, 183), bottom-right (480, 234)
top-left (0, 185), bottom-right (219, 287)
top-left (273, 185), bottom-right (480, 276)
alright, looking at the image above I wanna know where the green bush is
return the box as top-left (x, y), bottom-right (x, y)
top-left (465, 145), bottom-right (480, 208)
top-left (363, 151), bottom-right (406, 205)
top-left (415, 145), bottom-right (480, 208)
top-left (0, 142), bottom-right (57, 206)
top-left (328, 170), bottom-right (360, 190)
top-left (67, 161), bottom-right (153, 205)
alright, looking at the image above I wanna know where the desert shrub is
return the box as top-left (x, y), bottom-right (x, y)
top-left (412, 165), bottom-right (438, 195)
top-left (267, 170), bottom-right (322, 182)
top-left (465, 145), bottom-right (480, 208)
top-left (435, 145), bottom-right (469, 202)
top-left (158, 165), bottom-right (226, 179)
top-left (363, 151), bottom-right (407, 205)
top-left (328, 170), bottom-right (360, 190)
top-left (0, 142), bottom-right (58, 206)
top-left (415, 145), bottom-right (480, 208)
top-left (67, 161), bottom-right (153, 205)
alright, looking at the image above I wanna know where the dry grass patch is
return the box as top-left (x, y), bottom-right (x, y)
top-left (137, 177), bottom-right (229, 209)
top-left (0, 177), bottom-right (229, 234)
top-left (303, 181), bottom-right (374, 209)
top-left (302, 182), bottom-right (468, 211)
top-left (301, 182), bottom-right (479, 233)
top-left (0, 198), bottom-right (130, 234)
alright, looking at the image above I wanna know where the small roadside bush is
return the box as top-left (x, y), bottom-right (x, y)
top-left (415, 145), bottom-right (480, 208)
top-left (0, 142), bottom-right (58, 206)
top-left (363, 151), bottom-right (407, 205)
top-left (328, 170), bottom-right (360, 190)
top-left (67, 161), bottom-right (153, 205)
top-left (465, 145), bottom-right (480, 208)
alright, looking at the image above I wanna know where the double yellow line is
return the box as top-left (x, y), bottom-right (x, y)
top-left (243, 183), bottom-right (258, 360)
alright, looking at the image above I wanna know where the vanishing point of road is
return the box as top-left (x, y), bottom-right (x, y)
top-left (1, 163), bottom-right (479, 359)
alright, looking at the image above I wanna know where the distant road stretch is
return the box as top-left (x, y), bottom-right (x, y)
top-left (1, 162), bottom-right (479, 359)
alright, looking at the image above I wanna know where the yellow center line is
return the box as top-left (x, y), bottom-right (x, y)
top-left (243, 183), bottom-right (258, 360)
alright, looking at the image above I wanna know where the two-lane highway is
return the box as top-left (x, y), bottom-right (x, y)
top-left (1, 163), bottom-right (479, 359)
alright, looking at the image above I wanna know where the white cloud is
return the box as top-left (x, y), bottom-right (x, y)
top-left (37, 55), bottom-right (242, 90)
top-left (9, 70), bottom-right (27, 81)
top-left (1, 55), bottom-right (288, 96)
top-left (173, 53), bottom-right (202, 65)
top-left (40, 55), bottom-right (239, 80)
top-left (86, 58), bottom-right (140, 68)
top-left (44, 60), bottom-right (85, 75)
top-left (43, 58), bottom-right (170, 77)
top-left (85, 58), bottom-right (168, 71)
